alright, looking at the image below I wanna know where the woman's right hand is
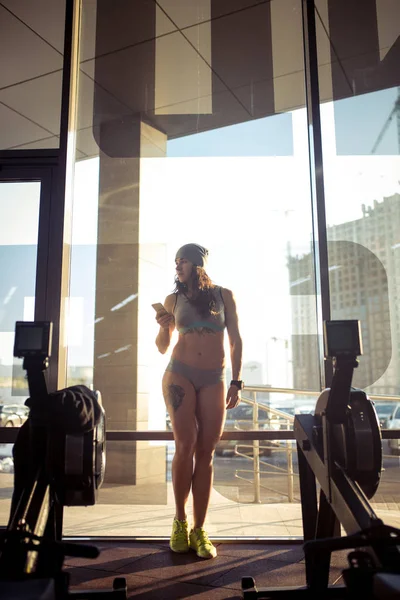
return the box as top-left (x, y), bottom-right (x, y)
top-left (156, 310), bottom-right (174, 330)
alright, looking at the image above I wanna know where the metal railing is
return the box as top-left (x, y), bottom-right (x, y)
top-left (231, 385), bottom-right (400, 504)
top-left (1, 385), bottom-right (399, 507)
top-left (233, 391), bottom-right (296, 504)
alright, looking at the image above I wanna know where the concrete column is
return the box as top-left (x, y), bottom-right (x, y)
top-left (93, 118), bottom-right (167, 500)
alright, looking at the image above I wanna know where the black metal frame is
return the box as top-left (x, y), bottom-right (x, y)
top-left (0, 165), bottom-right (58, 390)
top-left (302, 0), bottom-right (332, 390)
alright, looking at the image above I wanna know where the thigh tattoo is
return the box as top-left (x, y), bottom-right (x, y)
top-left (168, 383), bottom-right (185, 412)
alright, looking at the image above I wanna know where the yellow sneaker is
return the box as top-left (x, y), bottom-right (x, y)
top-left (189, 527), bottom-right (217, 559)
top-left (170, 518), bottom-right (189, 553)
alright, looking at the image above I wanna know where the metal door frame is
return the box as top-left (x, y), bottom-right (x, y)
top-left (0, 166), bottom-right (61, 437)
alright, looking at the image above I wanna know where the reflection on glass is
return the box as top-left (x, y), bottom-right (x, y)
top-left (316, 2), bottom-right (400, 396)
top-left (69, 0), bottom-right (317, 435)
top-left (0, 181), bottom-right (39, 525)
top-left (66, 159), bottom-right (99, 389)
top-left (0, 182), bottom-right (40, 402)
top-left (66, 0), bottom-right (317, 536)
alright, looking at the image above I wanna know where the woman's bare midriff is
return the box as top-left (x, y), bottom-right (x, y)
top-left (172, 330), bottom-right (225, 370)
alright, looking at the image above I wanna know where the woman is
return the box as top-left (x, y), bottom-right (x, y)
top-left (155, 243), bottom-right (243, 559)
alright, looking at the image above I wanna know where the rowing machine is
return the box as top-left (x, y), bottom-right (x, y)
top-left (241, 320), bottom-right (400, 599)
top-left (0, 321), bottom-right (127, 599)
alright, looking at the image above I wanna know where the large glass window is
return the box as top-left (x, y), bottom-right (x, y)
top-left (315, 1), bottom-right (400, 524)
top-left (0, 0), bottom-right (399, 542)
top-left (69, 0), bottom-right (318, 423)
top-left (0, 182), bottom-right (40, 400)
top-left (63, 0), bottom-right (319, 536)
top-left (316, 2), bottom-right (400, 397)
top-left (62, 0), bottom-right (400, 536)
top-left (0, 181), bottom-right (41, 525)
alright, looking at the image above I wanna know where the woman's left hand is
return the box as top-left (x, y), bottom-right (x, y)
top-left (226, 385), bottom-right (241, 410)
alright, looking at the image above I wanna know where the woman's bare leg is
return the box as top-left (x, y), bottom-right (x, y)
top-left (192, 381), bottom-right (226, 528)
top-left (163, 371), bottom-right (197, 521)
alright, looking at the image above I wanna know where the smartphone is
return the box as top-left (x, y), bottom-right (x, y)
top-left (152, 302), bottom-right (167, 313)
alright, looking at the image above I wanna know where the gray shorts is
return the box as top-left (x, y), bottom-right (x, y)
top-left (165, 358), bottom-right (225, 392)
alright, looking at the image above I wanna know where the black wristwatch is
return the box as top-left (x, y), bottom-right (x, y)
top-left (230, 380), bottom-right (244, 390)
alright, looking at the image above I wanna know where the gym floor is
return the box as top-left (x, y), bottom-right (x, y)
top-left (65, 540), bottom-right (349, 599)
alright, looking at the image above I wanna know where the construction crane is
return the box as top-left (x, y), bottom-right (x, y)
top-left (371, 86), bottom-right (400, 154)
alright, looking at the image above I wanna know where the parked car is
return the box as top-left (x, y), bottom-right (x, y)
top-left (215, 403), bottom-right (273, 457)
top-left (373, 401), bottom-right (396, 429)
top-left (0, 403), bottom-right (29, 463)
top-left (387, 404), bottom-right (400, 455)
top-left (0, 404), bottom-right (29, 428)
top-left (166, 413), bottom-right (172, 431)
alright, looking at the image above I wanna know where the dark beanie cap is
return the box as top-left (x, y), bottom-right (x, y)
top-left (175, 243), bottom-right (209, 267)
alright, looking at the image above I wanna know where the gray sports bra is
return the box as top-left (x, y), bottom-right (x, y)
top-left (173, 287), bottom-right (226, 334)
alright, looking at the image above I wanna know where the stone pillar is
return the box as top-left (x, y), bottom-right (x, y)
top-left (93, 118), bottom-right (167, 500)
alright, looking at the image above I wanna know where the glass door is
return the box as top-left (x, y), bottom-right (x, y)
top-left (0, 168), bottom-right (52, 525)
